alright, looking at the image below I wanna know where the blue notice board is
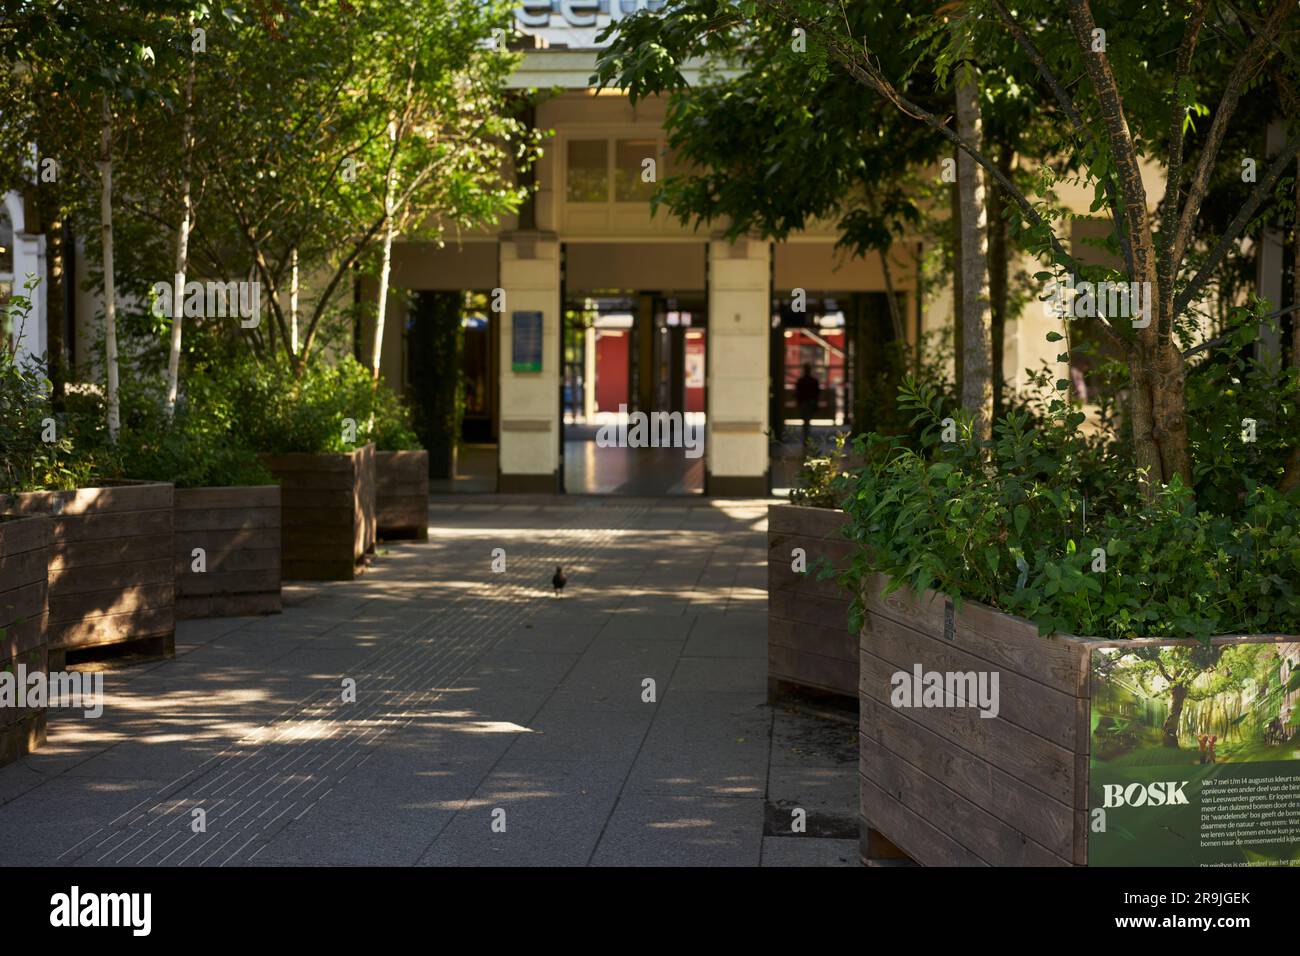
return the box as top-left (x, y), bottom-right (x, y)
top-left (511, 311), bottom-right (543, 373)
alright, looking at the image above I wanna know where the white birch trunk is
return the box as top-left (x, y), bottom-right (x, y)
top-left (165, 48), bottom-right (196, 417)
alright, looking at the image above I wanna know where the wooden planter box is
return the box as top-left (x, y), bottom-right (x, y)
top-left (174, 486), bottom-right (282, 619)
top-left (4, 482), bottom-right (174, 667)
top-left (858, 573), bottom-right (1300, 867)
top-left (376, 450), bottom-right (428, 541)
top-left (767, 503), bottom-right (857, 700)
top-left (0, 514), bottom-right (50, 767)
top-left (261, 443), bottom-right (376, 580)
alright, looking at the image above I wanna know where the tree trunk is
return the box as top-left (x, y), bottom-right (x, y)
top-left (99, 94), bottom-right (120, 443)
top-left (878, 245), bottom-right (906, 343)
top-left (1136, 322), bottom-right (1193, 489)
top-left (370, 121), bottom-right (398, 383)
top-left (1294, 154), bottom-right (1300, 369)
top-left (290, 245), bottom-right (299, 355)
top-left (165, 45), bottom-right (196, 418)
top-left (950, 168), bottom-right (963, 399)
top-left (955, 66), bottom-right (992, 441)
top-left (987, 141), bottom-right (1012, 419)
top-left (1279, 158), bottom-right (1300, 494)
top-left (1162, 684), bottom-right (1188, 748)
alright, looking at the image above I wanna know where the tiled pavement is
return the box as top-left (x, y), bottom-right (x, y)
top-left (0, 497), bottom-right (859, 867)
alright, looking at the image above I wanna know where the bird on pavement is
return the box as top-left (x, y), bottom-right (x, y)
top-left (552, 565), bottom-right (567, 597)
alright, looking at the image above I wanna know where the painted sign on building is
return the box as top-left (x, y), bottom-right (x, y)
top-left (515, 0), bottom-right (665, 49)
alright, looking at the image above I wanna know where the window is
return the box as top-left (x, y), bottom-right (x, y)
top-left (614, 139), bottom-right (658, 202)
top-left (566, 139), bottom-right (608, 203)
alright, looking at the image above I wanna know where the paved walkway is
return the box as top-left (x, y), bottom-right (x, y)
top-left (0, 499), bottom-right (858, 867)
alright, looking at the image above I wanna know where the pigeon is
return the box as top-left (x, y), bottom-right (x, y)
top-left (552, 565), bottom-right (567, 597)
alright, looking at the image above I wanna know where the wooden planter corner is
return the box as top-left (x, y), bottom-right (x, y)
top-left (0, 514), bottom-right (50, 767)
top-left (6, 481), bottom-right (175, 667)
top-left (858, 573), bottom-right (1300, 867)
top-left (376, 450), bottom-right (428, 541)
top-left (174, 485), bottom-right (282, 619)
top-left (767, 502), bottom-right (857, 700)
top-left (262, 443), bottom-right (376, 581)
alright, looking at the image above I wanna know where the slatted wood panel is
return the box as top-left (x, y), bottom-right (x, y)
top-left (174, 486), bottom-right (281, 619)
top-left (767, 503), bottom-right (856, 698)
top-left (262, 444), bottom-right (376, 580)
top-left (0, 514), bottom-right (50, 765)
top-left (858, 575), bottom-right (1300, 866)
top-left (376, 450), bottom-right (428, 541)
top-left (8, 483), bottom-right (175, 658)
top-left (858, 573), bottom-right (1094, 866)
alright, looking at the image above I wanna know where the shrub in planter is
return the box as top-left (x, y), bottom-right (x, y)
top-left (0, 514), bottom-right (50, 766)
top-left (843, 355), bottom-right (1300, 867)
top-left (110, 377), bottom-right (282, 619)
top-left (211, 354), bottom-right (416, 579)
top-left (2, 319), bottom-right (173, 665)
top-left (769, 436), bottom-right (857, 700)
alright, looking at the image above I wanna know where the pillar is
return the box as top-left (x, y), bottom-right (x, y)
top-left (706, 237), bottom-right (770, 496)
top-left (497, 232), bottom-right (561, 493)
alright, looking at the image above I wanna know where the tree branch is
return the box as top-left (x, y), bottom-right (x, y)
top-left (1064, 0), bottom-right (1154, 307)
top-left (1169, 0), bottom-right (1289, 286)
top-left (987, 0), bottom-right (1134, 279)
top-left (1175, 128), bottom-right (1300, 315)
top-left (763, 0), bottom-right (1080, 273)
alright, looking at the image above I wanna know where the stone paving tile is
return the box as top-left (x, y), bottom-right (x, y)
top-left (416, 760), bottom-right (628, 867)
top-left (668, 657), bottom-right (768, 694)
top-left (760, 837), bottom-right (860, 867)
top-left (589, 793), bottom-right (765, 867)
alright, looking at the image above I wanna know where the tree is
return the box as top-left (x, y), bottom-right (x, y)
top-left (1125, 644), bottom-right (1225, 747)
top-left (595, 2), bottom-right (1077, 435)
top-left (601, 0), bottom-right (1300, 497)
top-left (185, 0), bottom-right (534, 371)
top-left (954, 60), bottom-right (992, 439)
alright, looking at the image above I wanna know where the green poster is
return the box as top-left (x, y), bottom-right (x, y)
top-left (1088, 642), bottom-right (1300, 867)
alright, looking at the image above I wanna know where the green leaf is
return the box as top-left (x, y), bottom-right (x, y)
top-left (1014, 504), bottom-right (1029, 536)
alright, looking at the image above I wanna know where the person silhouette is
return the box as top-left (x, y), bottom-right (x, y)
top-left (794, 363), bottom-right (821, 452)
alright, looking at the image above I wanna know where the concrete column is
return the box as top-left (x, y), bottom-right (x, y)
top-left (497, 232), bottom-right (561, 493)
top-left (706, 237), bottom-right (769, 496)
top-left (12, 231), bottom-right (46, 364)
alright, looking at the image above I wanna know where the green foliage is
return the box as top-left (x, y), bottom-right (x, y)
top-left (0, 288), bottom-right (105, 494)
top-left (216, 352), bottom-right (420, 455)
top-left (842, 380), bottom-right (1300, 642)
top-left (406, 291), bottom-right (464, 469)
top-left (1184, 312), bottom-right (1300, 517)
top-left (111, 374), bottom-right (273, 489)
top-left (789, 433), bottom-right (852, 510)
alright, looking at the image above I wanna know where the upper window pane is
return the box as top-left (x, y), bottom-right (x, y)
top-left (566, 140), bottom-right (608, 203)
top-left (615, 139), bottom-right (658, 202)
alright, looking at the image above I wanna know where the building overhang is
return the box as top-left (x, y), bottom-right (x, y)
top-left (506, 50), bottom-right (730, 90)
